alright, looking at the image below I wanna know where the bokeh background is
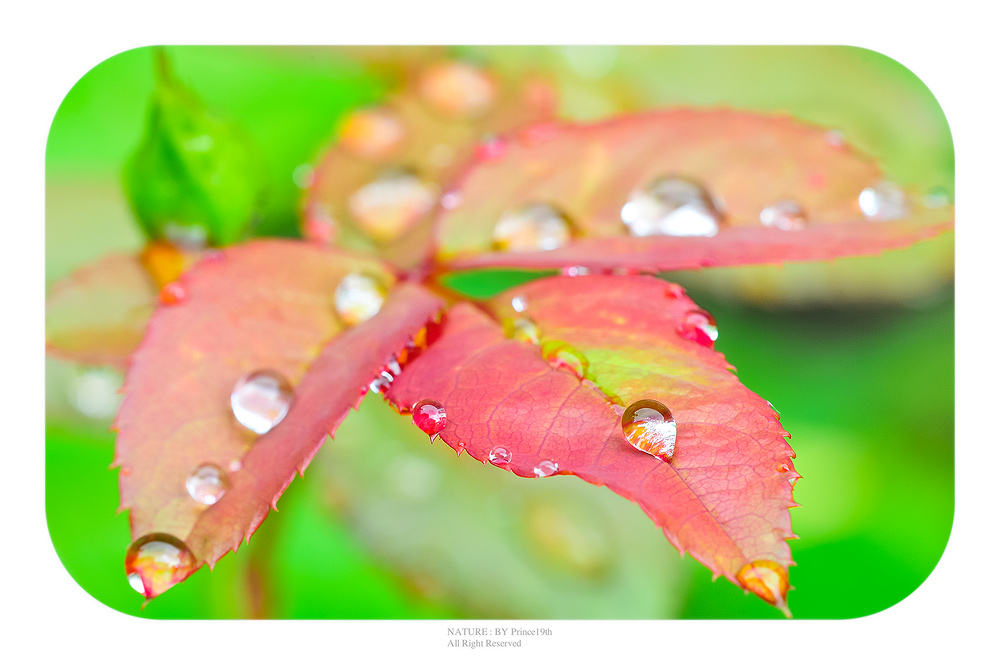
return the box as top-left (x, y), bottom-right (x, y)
top-left (45, 46), bottom-right (954, 619)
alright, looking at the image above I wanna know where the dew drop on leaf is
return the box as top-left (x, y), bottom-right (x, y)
top-left (159, 282), bottom-right (187, 305)
top-left (511, 295), bottom-right (528, 313)
top-left (540, 340), bottom-right (589, 380)
top-left (230, 370), bottom-right (294, 435)
top-left (488, 446), bottom-right (512, 466)
top-left (676, 309), bottom-right (718, 347)
top-left (411, 398), bottom-right (447, 439)
top-left (185, 463), bottom-right (229, 505)
top-left (777, 463), bottom-right (791, 474)
top-left (621, 177), bottom-right (723, 237)
top-left (492, 203), bottom-right (573, 252)
top-left (737, 559), bottom-right (791, 618)
top-left (533, 460), bottom-right (559, 478)
top-left (621, 399), bottom-right (677, 462)
top-left (561, 266), bottom-right (590, 276)
top-left (759, 200), bottom-right (807, 231)
top-left (440, 190), bottom-right (462, 210)
top-left (125, 533), bottom-right (196, 599)
top-left (347, 171), bottom-right (438, 243)
top-left (338, 107), bottom-right (406, 161)
top-left (859, 181), bottom-right (908, 221)
top-left (503, 317), bottom-right (541, 345)
top-left (419, 61), bottom-right (496, 119)
top-left (369, 371), bottom-right (395, 395)
top-left (334, 272), bottom-right (386, 326)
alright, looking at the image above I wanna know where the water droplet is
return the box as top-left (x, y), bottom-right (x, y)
top-left (504, 317), bottom-right (540, 345)
top-left (159, 282), bottom-right (187, 305)
top-left (412, 399), bottom-right (447, 438)
top-left (922, 186), bottom-right (951, 208)
top-left (440, 191), bottom-right (462, 210)
top-left (185, 463), bottom-right (228, 505)
top-left (777, 463), bottom-right (791, 474)
top-left (419, 61), bottom-right (496, 118)
top-left (533, 460), bottom-right (559, 478)
top-left (369, 372), bottom-right (393, 394)
top-left (824, 130), bottom-right (845, 148)
top-left (561, 266), bottom-right (590, 276)
top-left (676, 309), bottom-right (718, 347)
top-left (492, 203), bottom-right (573, 252)
top-left (291, 163), bottom-right (314, 189)
top-left (511, 295), bottom-right (528, 313)
top-left (385, 357), bottom-right (402, 377)
top-left (621, 399), bottom-right (676, 462)
top-left (488, 446), bottom-right (512, 466)
top-left (125, 533), bottom-right (196, 599)
top-left (162, 221), bottom-right (208, 251)
top-left (334, 272), bottom-right (386, 326)
top-left (339, 107), bottom-right (405, 160)
top-left (664, 283), bottom-right (685, 299)
top-left (859, 182), bottom-right (908, 221)
top-left (737, 560), bottom-right (791, 617)
top-left (760, 200), bottom-right (807, 231)
top-left (475, 135), bottom-right (508, 162)
top-left (229, 459), bottom-right (243, 472)
top-left (348, 172), bottom-right (437, 242)
top-left (541, 340), bottom-right (589, 380)
top-left (230, 370), bottom-right (294, 435)
top-left (68, 367), bottom-right (123, 419)
top-left (621, 177), bottom-right (723, 237)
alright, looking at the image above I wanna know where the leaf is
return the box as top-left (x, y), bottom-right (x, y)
top-left (46, 254), bottom-right (158, 369)
top-left (114, 239), bottom-right (443, 596)
top-left (384, 275), bottom-right (797, 615)
top-left (432, 109), bottom-right (954, 272)
top-left (303, 59), bottom-right (557, 269)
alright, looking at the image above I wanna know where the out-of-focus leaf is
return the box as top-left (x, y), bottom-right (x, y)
top-left (384, 275), bottom-right (797, 615)
top-left (123, 50), bottom-right (266, 247)
top-left (432, 109), bottom-right (953, 272)
top-left (115, 240), bottom-right (443, 597)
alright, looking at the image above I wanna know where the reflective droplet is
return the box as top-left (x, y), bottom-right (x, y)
top-left (159, 282), bottom-right (187, 305)
top-left (621, 399), bottom-right (676, 462)
top-left (125, 533), bottom-right (196, 599)
top-left (348, 172), bottom-right (437, 243)
top-left (334, 272), bottom-right (386, 326)
top-left (664, 283), bottom-right (685, 299)
top-left (492, 203), bottom-right (573, 252)
top-left (230, 370), bottom-right (294, 435)
top-left (511, 295), bottom-right (528, 313)
top-left (676, 309), bottom-right (718, 347)
top-left (419, 61), bottom-right (496, 118)
top-left (369, 370), bottom-right (395, 394)
top-left (185, 463), bottom-right (228, 505)
top-left (229, 459), bottom-right (243, 472)
top-left (777, 463), bottom-right (791, 474)
top-left (541, 340), bottom-right (588, 380)
top-left (339, 107), bottom-right (405, 160)
top-left (859, 182), bottom-right (908, 221)
top-left (923, 186), bottom-right (951, 208)
top-left (561, 266), bottom-right (590, 276)
top-left (412, 399), bottom-right (447, 438)
top-left (533, 460), bottom-right (559, 478)
top-left (504, 317), bottom-right (540, 345)
top-left (760, 200), bottom-right (807, 231)
top-left (440, 191), bottom-right (462, 210)
top-left (621, 177), bottom-right (723, 237)
top-left (488, 446), bottom-right (512, 466)
top-left (737, 560), bottom-right (791, 618)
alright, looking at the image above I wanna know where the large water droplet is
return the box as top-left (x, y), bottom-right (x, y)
top-left (621, 177), bottom-right (723, 237)
top-left (334, 272), bottom-right (386, 326)
top-left (492, 203), bottom-right (573, 252)
top-left (504, 317), bottom-right (540, 345)
top-left (676, 309), bottom-right (718, 347)
top-left (621, 399), bottom-right (676, 462)
top-left (230, 370), bottom-right (294, 435)
top-left (348, 172), bottom-right (437, 243)
top-left (412, 398), bottom-right (447, 439)
top-left (540, 340), bottom-right (589, 380)
top-left (859, 182), bottom-right (908, 221)
top-left (533, 460), bottom-right (559, 478)
top-left (339, 107), bottom-right (406, 160)
top-left (185, 463), bottom-right (228, 505)
top-left (488, 446), bottom-right (512, 466)
top-left (419, 61), bottom-right (496, 118)
top-left (125, 533), bottom-right (196, 599)
top-left (737, 560), bottom-right (791, 618)
top-left (760, 200), bottom-right (807, 231)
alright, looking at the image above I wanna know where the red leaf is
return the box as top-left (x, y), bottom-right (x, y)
top-left (384, 275), bottom-right (797, 615)
top-left (114, 239), bottom-right (443, 596)
top-left (432, 109), bottom-right (953, 272)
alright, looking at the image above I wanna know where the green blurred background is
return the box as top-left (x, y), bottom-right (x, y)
top-left (45, 46), bottom-right (954, 619)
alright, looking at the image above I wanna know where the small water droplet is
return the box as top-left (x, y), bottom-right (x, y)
top-left (230, 370), bottom-right (294, 435)
top-left (533, 460), bottom-right (559, 478)
top-left (511, 295), bottom-right (528, 313)
top-left (125, 533), bottom-right (196, 599)
top-left (229, 459), bottom-right (243, 472)
top-left (339, 107), bottom-right (405, 160)
top-left (676, 309), bottom-right (718, 347)
top-left (621, 177), bottom-right (723, 237)
top-left (922, 186), bottom-right (951, 208)
top-left (334, 272), bottom-right (386, 326)
top-left (412, 399), bottom-right (447, 438)
top-left (385, 357), bottom-right (402, 377)
top-left (186, 463), bottom-right (228, 505)
top-left (369, 373), bottom-right (393, 394)
top-left (440, 191), bottom-right (462, 210)
top-left (159, 282), bottom-right (187, 305)
top-left (777, 463), bottom-right (791, 474)
top-left (621, 399), bottom-right (676, 462)
top-left (488, 446), bottom-right (512, 466)
top-left (492, 203), bottom-right (573, 252)
top-left (504, 317), bottom-right (540, 345)
top-left (419, 61), bottom-right (496, 118)
top-left (162, 221), bottom-right (208, 251)
top-left (664, 283), bottom-right (685, 299)
top-left (475, 135), bottom-right (508, 162)
top-left (348, 171), bottom-right (437, 243)
top-left (292, 163), bottom-right (314, 189)
top-left (859, 182), bottom-right (908, 221)
top-left (541, 340), bottom-right (589, 380)
top-left (737, 560), bottom-right (791, 617)
top-left (760, 200), bottom-right (807, 231)
top-left (561, 266), bottom-right (590, 276)
top-left (824, 130), bottom-right (845, 148)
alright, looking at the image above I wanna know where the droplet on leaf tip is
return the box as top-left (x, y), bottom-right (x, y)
top-left (412, 399), bottom-right (447, 438)
top-left (230, 370), bottom-right (294, 435)
top-left (492, 203), bottom-right (573, 252)
top-left (504, 317), bottom-right (541, 345)
top-left (125, 533), bottom-right (196, 599)
top-left (621, 399), bottom-right (676, 462)
top-left (676, 309), bottom-right (718, 347)
top-left (533, 460), bottom-right (559, 478)
top-left (334, 272), bottom-right (387, 327)
top-left (488, 446), bottom-right (512, 466)
top-left (737, 560), bottom-right (791, 617)
top-left (186, 463), bottom-right (228, 505)
top-left (621, 177), bottom-right (723, 238)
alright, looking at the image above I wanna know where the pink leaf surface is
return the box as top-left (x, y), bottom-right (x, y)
top-left (384, 275), bottom-right (797, 614)
top-left (432, 109), bottom-right (954, 272)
